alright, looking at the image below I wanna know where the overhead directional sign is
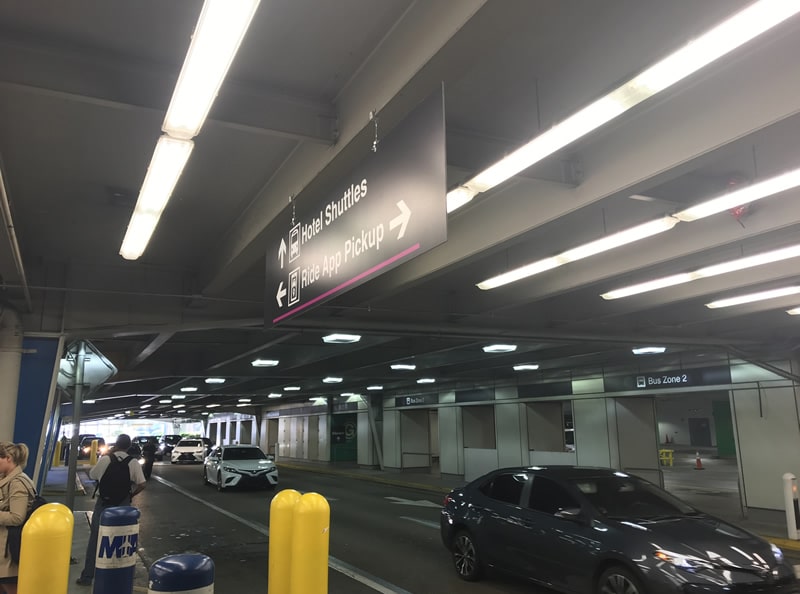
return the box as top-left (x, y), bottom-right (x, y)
top-left (265, 90), bottom-right (447, 324)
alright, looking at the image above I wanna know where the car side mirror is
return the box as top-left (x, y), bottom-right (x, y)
top-left (554, 508), bottom-right (586, 523)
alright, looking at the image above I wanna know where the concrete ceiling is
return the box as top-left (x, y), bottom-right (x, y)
top-left (1, 0), bottom-right (799, 421)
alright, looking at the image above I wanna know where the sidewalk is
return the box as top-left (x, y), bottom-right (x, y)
top-left (42, 465), bottom-right (150, 594)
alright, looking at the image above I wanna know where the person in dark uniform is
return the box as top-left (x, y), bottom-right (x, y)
top-left (141, 439), bottom-right (157, 480)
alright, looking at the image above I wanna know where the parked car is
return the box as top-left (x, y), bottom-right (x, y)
top-left (158, 434), bottom-right (183, 459)
top-left (203, 445), bottom-right (278, 492)
top-left (440, 466), bottom-right (796, 593)
top-left (77, 435), bottom-right (106, 459)
top-left (170, 438), bottom-right (207, 464)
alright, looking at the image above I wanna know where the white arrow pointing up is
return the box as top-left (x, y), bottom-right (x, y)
top-left (275, 281), bottom-right (286, 307)
top-left (384, 496), bottom-right (441, 509)
top-left (389, 200), bottom-right (411, 239)
top-left (278, 238), bottom-right (287, 269)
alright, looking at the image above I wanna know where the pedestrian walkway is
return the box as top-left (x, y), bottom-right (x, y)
top-left (41, 465), bottom-right (150, 593)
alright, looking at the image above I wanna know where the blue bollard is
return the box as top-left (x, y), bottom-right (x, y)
top-left (148, 554), bottom-right (214, 594)
top-left (93, 506), bottom-right (141, 594)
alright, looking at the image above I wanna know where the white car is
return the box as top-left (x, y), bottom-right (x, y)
top-left (171, 438), bottom-right (206, 464)
top-left (203, 445), bottom-right (278, 491)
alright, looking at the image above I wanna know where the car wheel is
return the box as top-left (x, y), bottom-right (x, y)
top-left (202, 468), bottom-right (209, 485)
top-left (452, 530), bottom-right (482, 581)
top-left (597, 565), bottom-right (644, 594)
top-left (216, 472), bottom-right (224, 492)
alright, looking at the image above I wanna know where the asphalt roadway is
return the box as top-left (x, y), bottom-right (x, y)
top-left (38, 455), bottom-right (800, 594)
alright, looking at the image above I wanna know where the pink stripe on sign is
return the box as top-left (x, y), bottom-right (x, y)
top-left (273, 243), bottom-right (421, 323)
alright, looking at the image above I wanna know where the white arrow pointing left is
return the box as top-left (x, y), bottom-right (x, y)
top-left (389, 200), bottom-right (411, 239)
top-left (384, 496), bottom-right (441, 509)
top-left (275, 281), bottom-right (286, 307)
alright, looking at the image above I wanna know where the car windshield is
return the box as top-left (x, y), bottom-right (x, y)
top-left (178, 440), bottom-right (201, 447)
top-left (164, 436), bottom-right (182, 445)
top-left (223, 448), bottom-right (267, 461)
top-left (570, 474), bottom-right (695, 519)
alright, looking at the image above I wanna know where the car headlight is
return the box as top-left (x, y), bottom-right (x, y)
top-left (771, 543), bottom-right (784, 564)
top-left (654, 550), bottom-right (715, 571)
top-left (222, 466), bottom-right (238, 473)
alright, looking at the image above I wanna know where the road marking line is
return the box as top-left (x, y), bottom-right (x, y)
top-left (153, 476), bottom-right (413, 594)
top-left (399, 516), bottom-right (439, 529)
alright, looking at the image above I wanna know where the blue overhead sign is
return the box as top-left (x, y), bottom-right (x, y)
top-left (265, 90), bottom-right (447, 324)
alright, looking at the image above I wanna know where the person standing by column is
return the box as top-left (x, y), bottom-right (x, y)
top-left (0, 442), bottom-right (36, 594)
top-left (75, 434), bottom-right (146, 587)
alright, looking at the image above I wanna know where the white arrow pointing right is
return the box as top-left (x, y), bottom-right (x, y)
top-left (278, 238), bottom-right (287, 269)
top-left (275, 281), bottom-right (286, 307)
top-left (389, 200), bottom-right (411, 239)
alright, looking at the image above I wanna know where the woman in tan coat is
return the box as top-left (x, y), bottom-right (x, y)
top-left (0, 442), bottom-right (35, 594)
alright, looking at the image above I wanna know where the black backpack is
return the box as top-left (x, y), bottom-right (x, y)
top-left (5, 478), bottom-right (47, 564)
top-left (96, 454), bottom-right (134, 505)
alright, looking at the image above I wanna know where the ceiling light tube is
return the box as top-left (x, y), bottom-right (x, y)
top-left (675, 167), bottom-right (800, 222)
top-left (367, 385), bottom-right (383, 391)
top-left (447, 1), bottom-right (800, 213)
top-left (391, 364), bottom-right (416, 370)
top-left (706, 286), bottom-right (800, 309)
top-left (162, 0), bottom-right (261, 139)
top-left (180, 386), bottom-right (198, 392)
top-left (323, 377), bottom-right (343, 384)
top-left (632, 346), bottom-right (666, 355)
top-left (251, 358), bottom-right (279, 367)
top-left (119, 136), bottom-right (194, 260)
top-left (417, 378), bottom-right (436, 384)
top-left (513, 364), bottom-right (539, 371)
top-left (603, 243), bottom-right (800, 300)
top-left (322, 333), bottom-right (361, 344)
top-left (205, 377), bottom-right (226, 384)
top-left (478, 216), bottom-right (678, 290)
top-left (483, 344), bottom-right (517, 353)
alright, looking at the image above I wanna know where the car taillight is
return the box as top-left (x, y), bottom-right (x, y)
top-left (443, 494), bottom-right (454, 506)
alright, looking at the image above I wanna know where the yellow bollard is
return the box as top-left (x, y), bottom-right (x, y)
top-left (268, 489), bottom-right (301, 594)
top-left (89, 439), bottom-right (99, 466)
top-left (18, 503), bottom-right (74, 594)
top-left (53, 441), bottom-right (63, 467)
top-left (289, 492), bottom-right (330, 594)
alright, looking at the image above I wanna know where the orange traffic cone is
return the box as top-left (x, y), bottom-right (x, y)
top-left (694, 451), bottom-right (704, 470)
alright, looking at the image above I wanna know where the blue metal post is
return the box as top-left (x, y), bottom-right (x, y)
top-left (148, 554), bottom-right (215, 593)
top-left (92, 506), bottom-right (141, 594)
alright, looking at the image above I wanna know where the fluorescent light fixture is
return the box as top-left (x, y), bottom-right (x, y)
top-left (202, 412), bottom-right (209, 415)
top-left (83, 399), bottom-right (96, 404)
top-left (251, 359), bottom-right (279, 367)
top-left (391, 363), bottom-right (417, 370)
top-left (513, 364), bottom-right (539, 371)
top-left (602, 243), bottom-right (800, 300)
top-left (417, 378), bottom-right (436, 384)
top-left (119, 136), bottom-right (194, 260)
top-left (367, 385), bottom-right (384, 391)
top-left (483, 344), bottom-right (518, 353)
top-left (206, 404), bottom-right (221, 408)
top-left (180, 386), bottom-right (198, 392)
top-left (238, 398), bottom-right (251, 402)
top-left (268, 393), bottom-right (282, 399)
top-left (706, 286), bottom-right (800, 309)
top-left (675, 166), bottom-right (800, 222)
top-left (140, 404), bottom-right (152, 409)
top-left (205, 377), bottom-right (226, 384)
top-left (322, 333), bottom-right (361, 344)
top-left (173, 404), bottom-right (185, 408)
top-left (632, 346), bottom-right (667, 355)
top-left (177, 410), bottom-right (186, 414)
top-left (478, 216), bottom-right (678, 290)
top-left (284, 386), bottom-right (301, 391)
top-left (236, 403), bottom-right (250, 407)
top-left (171, 395), bottom-right (186, 400)
top-left (447, 1), bottom-right (800, 213)
top-left (162, 0), bottom-right (261, 139)
top-left (309, 397), bottom-right (327, 404)
top-left (159, 400), bottom-right (171, 404)
top-left (787, 307), bottom-right (800, 315)
top-left (323, 377), bottom-right (343, 384)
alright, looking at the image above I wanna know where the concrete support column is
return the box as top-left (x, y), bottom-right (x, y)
top-left (0, 308), bottom-right (23, 440)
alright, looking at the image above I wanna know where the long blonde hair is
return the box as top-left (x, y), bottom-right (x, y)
top-left (0, 442), bottom-right (29, 468)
